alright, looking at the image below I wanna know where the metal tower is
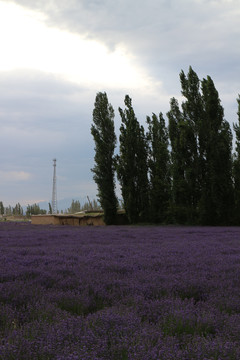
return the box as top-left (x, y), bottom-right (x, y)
top-left (52, 159), bottom-right (57, 214)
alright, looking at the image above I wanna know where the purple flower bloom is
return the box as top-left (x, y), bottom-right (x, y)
top-left (0, 223), bottom-right (240, 359)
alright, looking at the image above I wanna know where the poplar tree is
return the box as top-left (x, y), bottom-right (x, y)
top-left (169, 68), bottom-right (233, 224)
top-left (0, 201), bottom-right (4, 215)
top-left (91, 92), bottom-right (118, 225)
top-left (233, 95), bottom-right (240, 223)
top-left (180, 67), bottom-right (203, 220)
top-left (146, 112), bottom-right (171, 223)
top-left (117, 95), bottom-right (149, 223)
top-left (26, 204), bottom-right (46, 216)
top-left (13, 203), bottom-right (23, 215)
top-left (200, 76), bottom-right (233, 224)
top-left (168, 97), bottom-right (192, 223)
top-left (68, 200), bottom-right (81, 213)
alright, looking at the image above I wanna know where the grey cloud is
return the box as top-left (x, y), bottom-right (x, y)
top-left (0, 67), bottom-right (169, 205)
top-left (0, 69), bottom-right (97, 204)
top-left (1, 0), bottom-right (240, 205)
top-left (12, 1), bottom-right (239, 54)
top-left (0, 70), bottom-right (92, 133)
top-left (11, 1), bottom-right (240, 98)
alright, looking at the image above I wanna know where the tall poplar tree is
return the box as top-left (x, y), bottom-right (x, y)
top-left (169, 68), bottom-right (233, 224)
top-left (180, 67), bottom-right (203, 220)
top-left (168, 97), bottom-right (195, 223)
top-left (0, 201), bottom-right (4, 215)
top-left (117, 95), bottom-right (149, 223)
top-left (146, 112), bottom-right (171, 223)
top-left (91, 92), bottom-right (118, 225)
top-left (233, 95), bottom-right (240, 224)
top-left (200, 76), bottom-right (233, 224)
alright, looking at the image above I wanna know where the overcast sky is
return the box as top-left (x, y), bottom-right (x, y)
top-left (0, 0), bottom-right (239, 207)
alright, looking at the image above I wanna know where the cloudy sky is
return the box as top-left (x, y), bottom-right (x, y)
top-left (0, 0), bottom-right (239, 207)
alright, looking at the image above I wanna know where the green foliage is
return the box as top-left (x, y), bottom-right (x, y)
top-left (199, 76), bottom-right (233, 224)
top-left (81, 199), bottom-right (102, 211)
top-left (66, 199), bottom-right (101, 213)
top-left (48, 202), bottom-right (52, 214)
top-left (168, 97), bottom-right (192, 223)
top-left (0, 201), bottom-right (4, 215)
top-left (168, 68), bottom-right (205, 223)
top-left (68, 199), bottom-right (81, 213)
top-left (1, 203), bottom-right (24, 216)
top-left (146, 112), bottom-right (171, 223)
top-left (91, 92), bottom-right (118, 224)
top-left (180, 68), bottom-right (202, 220)
top-left (117, 95), bottom-right (149, 223)
top-left (90, 68), bottom-right (239, 225)
top-left (12, 203), bottom-right (23, 216)
top-left (233, 95), bottom-right (240, 223)
top-left (26, 204), bottom-right (47, 216)
top-left (4, 205), bottom-right (12, 216)
top-left (168, 68), bottom-right (233, 225)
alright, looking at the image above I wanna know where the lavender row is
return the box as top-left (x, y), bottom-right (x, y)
top-left (0, 223), bottom-right (240, 359)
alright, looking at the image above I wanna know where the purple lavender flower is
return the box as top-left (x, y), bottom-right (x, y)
top-left (0, 223), bottom-right (240, 359)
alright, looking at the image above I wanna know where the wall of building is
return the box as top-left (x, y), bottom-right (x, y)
top-left (31, 214), bottom-right (105, 226)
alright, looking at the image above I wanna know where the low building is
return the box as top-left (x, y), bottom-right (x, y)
top-left (31, 214), bottom-right (105, 226)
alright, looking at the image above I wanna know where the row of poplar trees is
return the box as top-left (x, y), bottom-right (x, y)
top-left (91, 67), bottom-right (240, 225)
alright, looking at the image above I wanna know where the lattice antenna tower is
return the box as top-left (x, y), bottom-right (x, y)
top-left (52, 158), bottom-right (57, 214)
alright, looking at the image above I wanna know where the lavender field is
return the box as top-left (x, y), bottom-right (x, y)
top-left (1, 223), bottom-right (240, 359)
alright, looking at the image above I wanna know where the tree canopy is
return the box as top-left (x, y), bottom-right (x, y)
top-left (91, 68), bottom-right (239, 225)
top-left (91, 92), bottom-right (118, 224)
